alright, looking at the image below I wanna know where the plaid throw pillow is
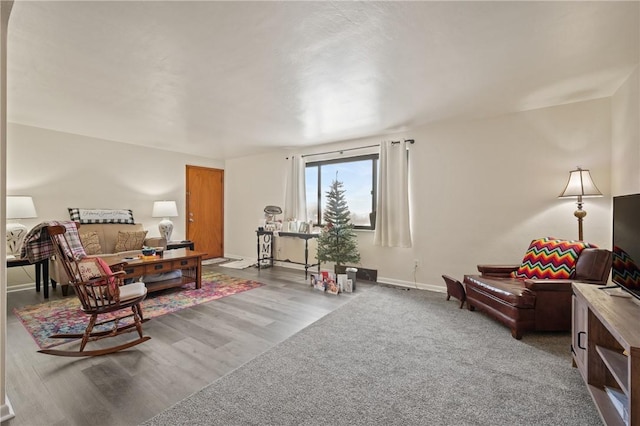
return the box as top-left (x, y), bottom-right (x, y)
top-left (512, 237), bottom-right (594, 280)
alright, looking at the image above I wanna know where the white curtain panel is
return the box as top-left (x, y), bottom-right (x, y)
top-left (284, 155), bottom-right (307, 222)
top-left (374, 141), bottom-right (412, 247)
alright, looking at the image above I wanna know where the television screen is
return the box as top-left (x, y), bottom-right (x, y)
top-left (612, 194), bottom-right (640, 300)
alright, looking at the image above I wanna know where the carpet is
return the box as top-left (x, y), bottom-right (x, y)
top-left (142, 285), bottom-right (601, 426)
top-left (13, 271), bottom-right (264, 350)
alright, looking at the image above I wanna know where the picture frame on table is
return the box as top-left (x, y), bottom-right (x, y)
top-left (298, 222), bottom-right (309, 233)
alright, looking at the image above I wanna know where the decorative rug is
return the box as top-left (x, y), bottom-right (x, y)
top-left (13, 271), bottom-right (265, 349)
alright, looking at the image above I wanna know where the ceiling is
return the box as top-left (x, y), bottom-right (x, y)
top-left (6, 1), bottom-right (639, 160)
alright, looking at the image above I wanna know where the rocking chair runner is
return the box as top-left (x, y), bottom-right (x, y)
top-left (40, 224), bottom-right (150, 357)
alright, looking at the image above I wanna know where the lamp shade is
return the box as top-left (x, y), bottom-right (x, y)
top-left (558, 168), bottom-right (602, 198)
top-left (7, 196), bottom-right (37, 219)
top-left (152, 201), bottom-right (178, 218)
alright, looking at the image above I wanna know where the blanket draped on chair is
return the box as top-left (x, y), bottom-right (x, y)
top-left (20, 221), bottom-right (86, 263)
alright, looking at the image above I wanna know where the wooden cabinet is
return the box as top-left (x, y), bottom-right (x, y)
top-left (573, 283), bottom-right (640, 425)
top-left (572, 292), bottom-right (589, 376)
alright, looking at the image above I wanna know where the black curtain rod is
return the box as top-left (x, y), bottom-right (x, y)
top-left (298, 139), bottom-right (414, 159)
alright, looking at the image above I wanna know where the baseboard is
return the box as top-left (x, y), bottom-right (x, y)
top-left (223, 253), bottom-right (245, 262)
top-left (275, 264), bottom-right (382, 284)
top-left (273, 261), bottom-right (307, 271)
top-left (377, 276), bottom-right (446, 294)
top-left (1, 396), bottom-right (15, 422)
top-left (6, 282), bottom-right (35, 293)
top-left (335, 266), bottom-right (378, 282)
top-left (270, 263), bottom-right (447, 294)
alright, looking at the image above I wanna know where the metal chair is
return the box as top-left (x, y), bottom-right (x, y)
top-left (39, 224), bottom-right (150, 357)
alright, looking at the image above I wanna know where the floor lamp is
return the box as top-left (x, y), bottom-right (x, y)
top-left (558, 167), bottom-right (602, 241)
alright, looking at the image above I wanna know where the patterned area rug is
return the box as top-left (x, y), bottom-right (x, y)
top-left (13, 271), bottom-right (265, 349)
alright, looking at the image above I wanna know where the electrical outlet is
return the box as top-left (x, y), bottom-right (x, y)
top-left (414, 259), bottom-right (420, 268)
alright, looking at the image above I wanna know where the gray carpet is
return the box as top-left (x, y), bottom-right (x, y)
top-left (142, 285), bottom-right (601, 426)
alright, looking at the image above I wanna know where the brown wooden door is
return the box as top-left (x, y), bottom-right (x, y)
top-left (186, 165), bottom-right (224, 259)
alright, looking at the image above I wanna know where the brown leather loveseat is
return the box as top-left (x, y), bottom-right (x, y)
top-left (463, 238), bottom-right (612, 339)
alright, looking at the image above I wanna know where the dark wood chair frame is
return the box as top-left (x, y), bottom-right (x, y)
top-left (442, 274), bottom-right (466, 309)
top-left (39, 225), bottom-right (150, 357)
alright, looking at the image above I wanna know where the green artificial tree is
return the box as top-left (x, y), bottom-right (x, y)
top-left (316, 179), bottom-right (361, 267)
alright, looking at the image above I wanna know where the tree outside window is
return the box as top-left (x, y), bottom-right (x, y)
top-left (305, 154), bottom-right (378, 230)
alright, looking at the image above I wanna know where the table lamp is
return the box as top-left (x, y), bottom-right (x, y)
top-left (152, 200), bottom-right (178, 242)
top-left (6, 195), bottom-right (37, 255)
top-left (558, 167), bottom-right (602, 241)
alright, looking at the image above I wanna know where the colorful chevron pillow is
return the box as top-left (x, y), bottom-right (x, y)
top-left (512, 237), bottom-right (594, 280)
top-left (612, 246), bottom-right (640, 289)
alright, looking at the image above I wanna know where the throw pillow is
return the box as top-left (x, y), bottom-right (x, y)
top-left (78, 258), bottom-right (106, 281)
top-left (79, 232), bottom-right (102, 255)
top-left (77, 257), bottom-right (118, 299)
top-left (68, 207), bottom-right (135, 224)
top-left (114, 230), bottom-right (148, 252)
top-left (512, 237), bottom-right (594, 280)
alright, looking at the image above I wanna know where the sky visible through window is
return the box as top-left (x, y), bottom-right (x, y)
top-left (306, 159), bottom-right (374, 227)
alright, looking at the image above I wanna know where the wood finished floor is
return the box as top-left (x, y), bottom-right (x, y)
top-left (3, 265), bottom-right (372, 426)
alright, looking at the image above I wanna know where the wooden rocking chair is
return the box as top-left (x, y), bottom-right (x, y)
top-left (39, 224), bottom-right (150, 357)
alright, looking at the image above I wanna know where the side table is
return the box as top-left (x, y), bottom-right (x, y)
top-left (167, 240), bottom-right (195, 250)
top-left (256, 230), bottom-right (320, 278)
top-left (7, 257), bottom-right (52, 298)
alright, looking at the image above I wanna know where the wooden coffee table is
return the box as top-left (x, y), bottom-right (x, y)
top-left (112, 248), bottom-right (206, 293)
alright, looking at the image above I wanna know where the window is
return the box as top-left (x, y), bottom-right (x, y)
top-left (305, 154), bottom-right (378, 230)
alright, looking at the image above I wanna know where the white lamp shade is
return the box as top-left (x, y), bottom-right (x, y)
top-left (558, 168), bottom-right (602, 198)
top-left (152, 201), bottom-right (178, 218)
top-left (7, 196), bottom-right (37, 219)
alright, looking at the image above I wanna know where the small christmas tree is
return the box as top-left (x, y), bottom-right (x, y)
top-left (316, 179), bottom-right (361, 267)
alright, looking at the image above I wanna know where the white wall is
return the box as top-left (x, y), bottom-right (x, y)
top-left (225, 98), bottom-right (613, 290)
top-left (6, 94), bottom-right (627, 292)
top-left (224, 150), bottom-right (289, 260)
top-left (6, 123), bottom-right (223, 287)
top-left (611, 67), bottom-right (640, 196)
